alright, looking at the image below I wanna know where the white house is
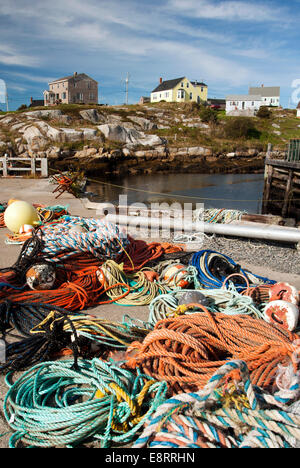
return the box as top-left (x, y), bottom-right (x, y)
top-left (249, 86), bottom-right (280, 107)
top-left (297, 102), bottom-right (300, 118)
top-left (226, 95), bottom-right (262, 116)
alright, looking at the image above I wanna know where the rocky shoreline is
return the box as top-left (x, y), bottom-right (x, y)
top-left (0, 106), bottom-right (286, 177)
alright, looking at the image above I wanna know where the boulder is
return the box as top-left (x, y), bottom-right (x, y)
top-left (128, 116), bottom-right (157, 130)
top-left (36, 121), bottom-right (62, 142)
top-left (97, 124), bottom-right (164, 147)
top-left (23, 125), bottom-right (45, 145)
top-left (81, 128), bottom-right (99, 140)
top-left (24, 110), bottom-right (64, 119)
top-left (60, 128), bottom-right (83, 142)
top-left (79, 109), bottom-right (105, 124)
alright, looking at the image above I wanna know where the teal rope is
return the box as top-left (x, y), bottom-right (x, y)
top-left (4, 358), bottom-right (167, 448)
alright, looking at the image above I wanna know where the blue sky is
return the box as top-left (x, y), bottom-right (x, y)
top-left (0, 0), bottom-right (300, 110)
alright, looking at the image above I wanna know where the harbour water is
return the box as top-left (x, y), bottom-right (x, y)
top-left (88, 173), bottom-right (265, 214)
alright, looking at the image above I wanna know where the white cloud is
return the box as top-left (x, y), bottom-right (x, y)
top-left (167, 0), bottom-right (288, 22)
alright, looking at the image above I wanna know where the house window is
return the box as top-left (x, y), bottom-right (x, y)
top-left (187, 82), bottom-right (189, 88)
top-left (177, 90), bottom-right (184, 99)
top-left (77, 93), bottom-right (83, 100)
top-left (165, 92), bottom-right (169, 98)
top-left (56, 94), bottom-right (59, 100)
top-left (252, 102), bottom-right (254, 106)
top-left (89, 93), bottom-right (94, 100)
top-left (62, 92), bottom-right (67, 99)
top-left (181, 82), bottom-right (184, 87)
top-left (190, 93), bottom-right (193, 100)
top-left (87, 81), bottom-right (91, 89)
top-left (201, 87), bottom-right (204, 92)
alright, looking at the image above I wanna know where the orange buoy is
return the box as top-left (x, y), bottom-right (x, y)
top-left (269, 282), bottom-right (299, 305)
top-left (164, 264), bottom-right (190, 289)
top-left (263, 300), bottom-right (299, 331)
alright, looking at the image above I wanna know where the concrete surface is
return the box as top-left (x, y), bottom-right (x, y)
top-left (0, 177), bottom-right (300, 447)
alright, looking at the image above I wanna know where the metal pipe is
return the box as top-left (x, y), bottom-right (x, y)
top-left (106, 214), bottom-right (300, 244)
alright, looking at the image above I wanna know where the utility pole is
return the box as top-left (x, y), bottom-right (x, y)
top-left (5, 89), bottom-right (9, 112)
top-left (125, 73), bottom-right (130, 105)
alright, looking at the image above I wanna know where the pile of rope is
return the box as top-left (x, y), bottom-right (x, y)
top-left (4, 358), bottom-right (167, 448)
top-left (194, 208), bottom-right (246, 224)
top-left (191, 250), bottom-right (275, 290)
top-left (35, 216), bottom-right (130, 263)
top-left (133, 360), bottom-right (300, 448)
top-left (126, 311), bottom-right (298, 395)
top-left (148, 286), bottom-right (263, 325)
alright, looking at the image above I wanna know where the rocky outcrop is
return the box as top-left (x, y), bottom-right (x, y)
top-left (97, 124), bottom-right (165, 147)
top-left (79, 109), bottom-right (105, 124)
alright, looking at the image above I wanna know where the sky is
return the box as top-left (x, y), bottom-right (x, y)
top-left (0, 0), bottom-right (300, 110)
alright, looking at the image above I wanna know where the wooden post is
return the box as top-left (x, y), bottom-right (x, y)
top-left (2, 155), bottom-right (8, 177)
top-left (31, 158), bottom-right (35, 176)
top-left (282, 170), bottom-right (293, 217)
top-left (262, 163), bottom-right (274, 213)
top-left (41, 158), bottom-right (48, 178)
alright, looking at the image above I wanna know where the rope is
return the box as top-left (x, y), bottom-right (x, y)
top-left (99, 260), bottom-right (170, 306)
top-left (4, 358), bottom-right (167, 448)
top-left (194, 208), bottom-right (246, 224)
top-left (191, 250), bottom-right (276, 291)
top-left (126, 311), bottom-right (298, 395)
top-left (148, 286), bottom-right (264, 325)
top-left (133, 360), bottom-right (300, 448)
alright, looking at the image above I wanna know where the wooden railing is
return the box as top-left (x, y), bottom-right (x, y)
top-left (0, 156), bottom-right (48, 178)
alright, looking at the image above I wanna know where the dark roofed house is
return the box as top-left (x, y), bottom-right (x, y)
top-left (29, 98), bottom-right (44, 108)
top-left (151, 77), bottom-right (208, 104)
top-left (249, 85), bottom-right (280, 107)
top-left (43, 72), bottom-right (98, 106)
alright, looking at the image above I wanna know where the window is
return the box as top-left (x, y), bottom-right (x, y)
top-left (165, 92), bottom-right (169, 98)
top-left (181, 82), bottom-right (184, 87)
top-left (252, 102), bottom-right (254, 106)
top-left (190, 93), bottom-right (193, 100)
top-left (87, 81), bottom-right (91, 89)
top-left (187, 82), bottom-right (189, 88)
top-left (77, 93), bottom-right (83, 100)
top-left (89, 93), bottom-right (94, 100)
top-left (201, 87), bottom-right (204, 92)
top-left (62, 92), bottom-right (67, 100)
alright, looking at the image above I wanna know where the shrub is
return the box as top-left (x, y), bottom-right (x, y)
top-left (256, 106), bottom-right (272, 119)
top-left (17, 104), bottom-right (27, 111)
top-left (199, 107), bottom-right (218, 124)
top-left (224, 117), bottom-right (259, 139)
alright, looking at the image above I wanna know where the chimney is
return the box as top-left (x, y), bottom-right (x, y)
top-left (159, 77), bottom-right (163, 84)
top-left (30, 97), bottom-right (33, 104)
top-left (74, 72), bottom-right (78, 77)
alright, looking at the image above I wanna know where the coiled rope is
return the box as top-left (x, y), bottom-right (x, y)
top-left (148, 286), bottom-right (263, 326)
top-left (133, 360), bottom-right (300, 449)
top-left (4, 358), bottom-right (167, 448)
top-left (126, 311), bottom-right (298, 395)
top-left (191, 250), bottom-right (275, 290)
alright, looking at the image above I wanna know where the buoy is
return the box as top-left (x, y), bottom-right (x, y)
top-left (143, 271), bottom-right (159, 282)
top-left (26, 263), bottom-right (56, 291)
top-left (164, 264), bottom-right (190, 289)
top-left (4, 201), bottom-right (39, 234)
top-left (8, 199), bottom-right (20, 206)
top-left (178, 290), bottom-right (210, 307)
top-left (19, 224), bottom-right (34, 235)
top-left (263, 300), bottom-right (299, 331)
top-left (269, 282), bottom-right (299, 305)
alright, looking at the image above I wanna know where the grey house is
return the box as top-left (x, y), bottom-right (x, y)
top-left (249, 85), bottom-right (280, 107)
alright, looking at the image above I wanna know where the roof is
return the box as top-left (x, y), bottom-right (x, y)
top-left (190, 81), bottom-right (207, 87)
top-left (249, 86), bottom-right (280, 97)
top-left (226, 95), bottom-right (262, 101)
top-left (49, 73), bottom-right (98, 84)
top-left (152, 77), bottom-right (185, 93)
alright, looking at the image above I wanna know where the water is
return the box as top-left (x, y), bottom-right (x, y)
top-left (88, 173), bottom-right (264, 213)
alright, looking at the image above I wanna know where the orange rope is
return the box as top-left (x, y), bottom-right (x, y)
top-left (126, 309), bottom-right (298, 395)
